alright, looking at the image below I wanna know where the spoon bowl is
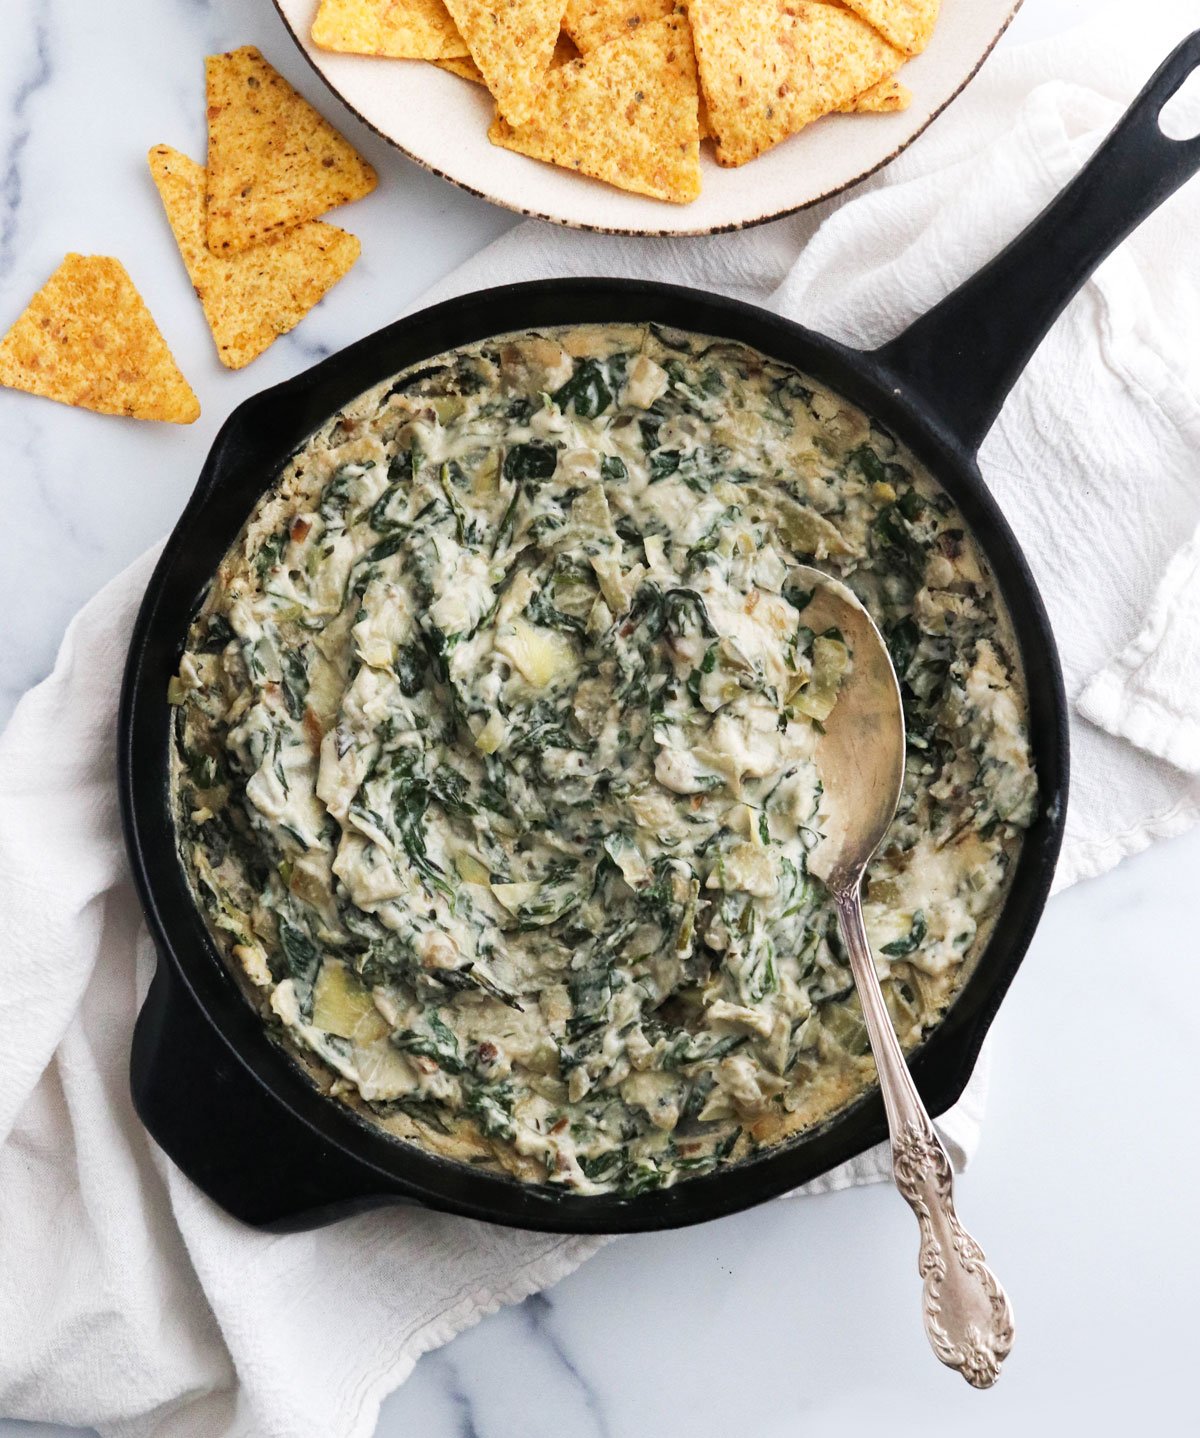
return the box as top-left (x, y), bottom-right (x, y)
top-left (787, 566), bottom-right (906, 897)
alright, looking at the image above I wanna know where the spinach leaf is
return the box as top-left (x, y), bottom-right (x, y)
top-left (318, 468), bottom-right (355, 521)
top-left (503, 442), bottom-right (558, 483)
top-left (278, 921), bottom-right (319, 988)
top-left (850, 444), bottom-right (886, 485)
top-left (253, 529), bottom-right (286, 581)
top-left (370, 482), bottom-right (408, 534)
top-left (649, 450), bottom-right (681, 483)
top-left (898, 487), bottom-right (925, 521)
top-left (553, 358), bottom-right (612, 419)
top-left (362, 532), bottom-right (405, 565)
top-left (686, 642), bottom-right (719, 704)
top-left (394, 643), bottom-right (427, 697)
top-left (387, 447), bottom-right (415, 483)
top-left (663, 587), bottom-right (717, 638)
top-left (198, 615), bottom-right (235, 654)
top-left (392, 1014), bottom-right (466, 1073)
top-left (881, 909), bottom-right (927, 957)
top-left (466, 1081), bottom-right (516, 1140)
top-left (872, 504), bottom-right (926, 581)
top-left (886, 617), bottom-right (920, 679)
top-left (525, 586), bottom-right (586, 637)
top-left (280, 649), bottom-right (309, 721)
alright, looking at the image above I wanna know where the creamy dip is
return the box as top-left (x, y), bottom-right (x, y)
top-left (170, 325), bottom-right (1037, 1195)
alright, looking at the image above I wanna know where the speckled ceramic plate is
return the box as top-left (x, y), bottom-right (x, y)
top-left (273, 0), bottom-right (1022, 235)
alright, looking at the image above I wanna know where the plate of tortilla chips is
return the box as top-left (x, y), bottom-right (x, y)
top-left (273, 0), bottom-right (1022, 234)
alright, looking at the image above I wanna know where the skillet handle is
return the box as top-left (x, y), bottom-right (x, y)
top-left (875, 29), bottom-right (1200, 456)
top-left (131, 961), bottom-right (401, 1231)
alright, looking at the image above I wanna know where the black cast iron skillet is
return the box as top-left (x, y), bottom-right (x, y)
top-left (121, 35), bottom-right (1200, 1233)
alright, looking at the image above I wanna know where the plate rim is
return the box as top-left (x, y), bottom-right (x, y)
top-left (270, 0), bottom-right (1026, 238)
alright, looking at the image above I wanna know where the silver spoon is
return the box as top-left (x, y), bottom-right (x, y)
top-left (791, 564), bottom-right (1014, 1389)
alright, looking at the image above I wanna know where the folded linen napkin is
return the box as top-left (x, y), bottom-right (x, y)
top-left (3, 3), bottom-right (1200, 1434)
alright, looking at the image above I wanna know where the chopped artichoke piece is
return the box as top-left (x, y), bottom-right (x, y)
top-left (491, 880), bottom-right (542, 912)
top-left (354, 1042), bottom-right (419, 1102)
top-left (312, 960), bottom-right (377, 1041)
top-left (602, 832), bottom-right (651, 888)
top-left (455, 852), bottom-right (491, 885)
top-left (791, 635), bottom-right (850, 722)
top-left (496, 617), bottom-right (576, 688)
top-left (706, 842), bottom-right (779, 899)
top-left (569, 484), bottom-right (616, 539)
top-left (474, 710), bottom-right (507, 754)
top-left (749, 486), bottom-right (852, 559)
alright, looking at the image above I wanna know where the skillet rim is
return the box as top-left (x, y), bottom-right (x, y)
top-left (120, 277), bottom-right (1068, 1233)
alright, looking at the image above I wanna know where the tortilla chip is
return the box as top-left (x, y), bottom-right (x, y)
top-left (434, 54), bottom-right (485, 81)
top-left (558, 1), bottom-right (710, 138)
top-left (690, 0), bottom-right (903, 166)
top-left (0, 254), bottom-right (198, 423)
top-left (562, 0), bottom-right (676, 53)
top-left (698, 92), bottom-right (712, 142)
top-left (149, 146), bottom-right (360, 371)
top-left (489, 15), bottom-right (700, 203)
top-left (442, 0), bottom-right (567, 125)
top-left (311, 0), bottom-right (469, 61)
top-left (838, 0), bottom-right (939, 58)
top-left (840, 74), bottom-right (911, 113)
top-left (205, 46), bottom-right (377, 254)
top-left (435, 32), bottom-right (577, 82)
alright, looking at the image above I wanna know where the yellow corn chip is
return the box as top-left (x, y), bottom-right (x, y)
top-left (442, 0), bottom-right (567, 126)
top-left (837, 0), bottom-right (939, 58)
top-left (312, 0), bottom-right (469, 61)
top-left (0, 254), bottom-right (198, 423)
top-left (691, 0), bottom-right (902, 166)
top-left (489, 15), bottom-right (701, 203)
top-left (205, 46), bottom-right (377, 254)
top-left (434, 54), bottom-right (486, 81)
top-left (562, 0), bottom-right (676, 53)
top-left (435, 32), bottom-right (577, 82)
top-left (149, 146), bottom-right (360, 371)
top-left (839, 74), bottom-right (912, 113)
top-left (558, 1), bottom-right (710, 139)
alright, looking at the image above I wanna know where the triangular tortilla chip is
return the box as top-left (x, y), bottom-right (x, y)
top-left (0, 254), bottom-right (198, 423)
top-left (205, 46), bottom-right (377, 254)
top-left (434, 54), bottom-right (486, 81)
top-left (442, 0), bottom-right (567, 125)
top-left (489, 15), bottom-right (700, 203)
top-left (838, 0), bottom-right (939, 58)
top-left (839, 74), bottom-right (911, 114)
top-left (562, 0), bottom-right (676, 54)
top-left (435, 32), bottom-right (577, 82)
top-left (149, 146), bottom-right (361, 371)
top-left (554, 4), bottom-right (712, 139)
top-left (690, 0), bottom-right (902, 166)
top-left (312, 0), bottom-right (469, 61)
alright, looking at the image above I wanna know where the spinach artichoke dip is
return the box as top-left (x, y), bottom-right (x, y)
top-left (170, 325), bottom-right (1037, 1196)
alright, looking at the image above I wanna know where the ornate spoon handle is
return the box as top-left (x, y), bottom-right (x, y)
top-left (836, 890), bottom-right (1015, 1388)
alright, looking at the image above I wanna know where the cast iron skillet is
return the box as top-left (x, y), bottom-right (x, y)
top-left (121, 35), bottom-right (1200, 1234)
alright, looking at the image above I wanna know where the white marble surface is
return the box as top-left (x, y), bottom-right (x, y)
top-left (8, 0), bottom-right (1199, 1435)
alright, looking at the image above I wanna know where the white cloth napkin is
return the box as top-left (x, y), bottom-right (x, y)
top-left (3, 3), bottom-right (1200, 1434)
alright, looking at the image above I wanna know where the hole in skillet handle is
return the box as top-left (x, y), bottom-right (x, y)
top-left (873, 28), bottom-right (1200, 459)
top-left (1160, 64), bottom-right (1200, 141)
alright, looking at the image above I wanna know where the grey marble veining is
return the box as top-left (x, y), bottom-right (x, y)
top-left (6, 4), bottom-right (1194, 1438)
